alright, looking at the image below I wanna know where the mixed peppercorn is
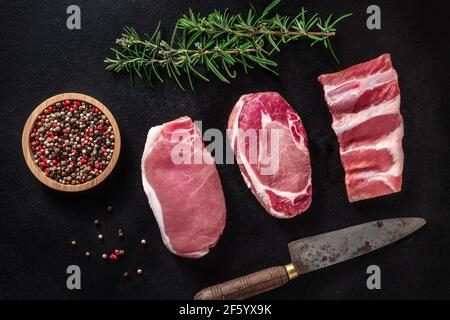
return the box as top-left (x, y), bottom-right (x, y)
top-left (70, 206), bottom-right (148, 279)
top-left (30, 99), bottom-right (115, 185)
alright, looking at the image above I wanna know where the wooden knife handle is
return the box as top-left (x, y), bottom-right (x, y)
top-left (194, 264), bottom-right (298, 300)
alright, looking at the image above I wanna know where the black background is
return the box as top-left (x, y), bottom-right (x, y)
top-left (1, 0), bottom-right (449, 300)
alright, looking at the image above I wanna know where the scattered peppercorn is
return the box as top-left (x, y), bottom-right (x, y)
top-left (140, 239), bottom-right (146, 245)
top-left (137, 268), bottom-right (143, 275)
top-left (123, 272), bottom-right (129, 278)
top-left (98, 234), bottom-right (103, 240)
top-left (107, 205), bottom-right (113, 213)
top-left (118, 229), bottom-right (124, 238)
top-left (71, 240), bottom-right (77, 246)
top-left (30, 99), bottom-right (115, 185)
top-left (109, 253), bottom-right (118, 261)
top-left (85, 251), bottom-right (91, 257)
top-left (119, 249), bottom-right (125, 255)
top-left (94, 219), bottom-right (100, 226)
top-left (102, 253), bottom-right (108, 260)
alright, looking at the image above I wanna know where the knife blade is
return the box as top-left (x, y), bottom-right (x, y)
top-left (288, 217), bottom-right (426, 274)
top-left (194, 217), bottom-right (426, 300)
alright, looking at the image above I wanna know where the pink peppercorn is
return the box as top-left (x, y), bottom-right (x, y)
top-left (109, 254), bottom-right (118, 261)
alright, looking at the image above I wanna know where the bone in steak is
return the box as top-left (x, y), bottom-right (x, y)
top-left (228, 92), bottom-right (312, 218)
top-left (141, 116), bottom-right (226, 258)
top-left (318, 53), bottom-right (404, 202)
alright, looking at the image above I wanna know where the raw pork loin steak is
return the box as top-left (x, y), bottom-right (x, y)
top-left (228, 92), bottom-right (312, 218)
top-left (141, 116), bottom-right (226, 258)
top-left (318, 54), bottom-right (404, 202)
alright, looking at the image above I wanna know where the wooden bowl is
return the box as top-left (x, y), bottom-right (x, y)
top-left (22, 93), bottom-right (121, 192)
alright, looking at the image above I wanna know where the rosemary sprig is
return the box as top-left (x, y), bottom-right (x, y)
top-left (105, 0), bottom-right (352, 90)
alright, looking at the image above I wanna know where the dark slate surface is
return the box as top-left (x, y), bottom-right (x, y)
top-left (0, 0), bottom-right (448, 299)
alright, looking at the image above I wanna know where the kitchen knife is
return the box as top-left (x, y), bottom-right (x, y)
top-left (194, 217), bottom-right (426, 300)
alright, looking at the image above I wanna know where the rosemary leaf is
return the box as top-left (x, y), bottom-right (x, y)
top-left (105, 0), bottom-right (352, 89)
